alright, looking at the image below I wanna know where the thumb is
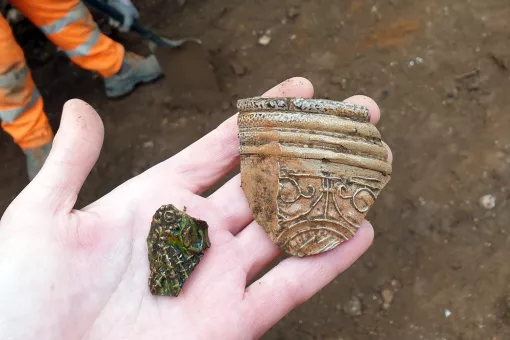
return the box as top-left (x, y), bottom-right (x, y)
top-left (25, 99), bottom-right (104, 214)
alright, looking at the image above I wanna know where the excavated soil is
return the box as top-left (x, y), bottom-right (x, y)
top-left (1, 0), bottom-right (510, 339)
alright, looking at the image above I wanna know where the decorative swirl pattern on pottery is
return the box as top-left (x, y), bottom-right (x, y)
top-left (276, 162), bottom-right (380, 239)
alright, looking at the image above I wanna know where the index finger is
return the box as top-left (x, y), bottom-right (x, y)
top-left (149, 77), bottom-right (314, 195)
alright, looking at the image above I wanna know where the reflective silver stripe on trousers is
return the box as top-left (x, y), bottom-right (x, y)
top-left (65, 28), bottom-right (100, 58)
top-left (0, 65), bottom-right (28, 89)
top-left (0, 88), bottom-right (41, 123)
top-left (39, 2), bottom-right (87, 35)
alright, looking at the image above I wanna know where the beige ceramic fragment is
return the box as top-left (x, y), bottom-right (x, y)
top-left (237, 97), bottom-right (392, 257)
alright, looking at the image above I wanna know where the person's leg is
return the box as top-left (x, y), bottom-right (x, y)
top-left (11, 0), bottom-right (123, 77)
top-left (10, 0), bottom-right (162, 97)
top-left (0, 14), bottom-right (53, 180)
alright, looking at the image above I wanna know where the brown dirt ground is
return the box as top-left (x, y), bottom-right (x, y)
top-left (2, 0), bottom-right (510, 339)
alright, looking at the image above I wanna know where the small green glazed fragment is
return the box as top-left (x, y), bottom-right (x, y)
top-left (147, 204), bottom-right (211, 296)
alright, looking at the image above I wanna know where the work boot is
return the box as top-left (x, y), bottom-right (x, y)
top-left (104, 52), bottom-right (163, 98)
top-left (23, 142), bottom-right (52, 181)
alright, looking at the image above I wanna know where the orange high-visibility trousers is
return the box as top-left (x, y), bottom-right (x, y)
top-left (1, 0), bottom-right (125, 150)
top-left (0, 14), bottom-right (52, 150)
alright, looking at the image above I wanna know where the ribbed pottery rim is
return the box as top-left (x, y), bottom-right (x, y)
top-left (237, 98), bottom-right (392, 175)
top-left (237, 97), bottom-right (370, 123)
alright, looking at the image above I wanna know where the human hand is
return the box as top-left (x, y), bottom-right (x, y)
top-left (0, 78), bottom-right (389, 339)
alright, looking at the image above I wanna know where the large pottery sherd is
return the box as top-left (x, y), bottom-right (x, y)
top-left (237, 97), bottom-right (391, 257)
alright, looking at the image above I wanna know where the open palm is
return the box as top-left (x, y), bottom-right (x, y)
top-left (0, 78), bottom-right (387, 340)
